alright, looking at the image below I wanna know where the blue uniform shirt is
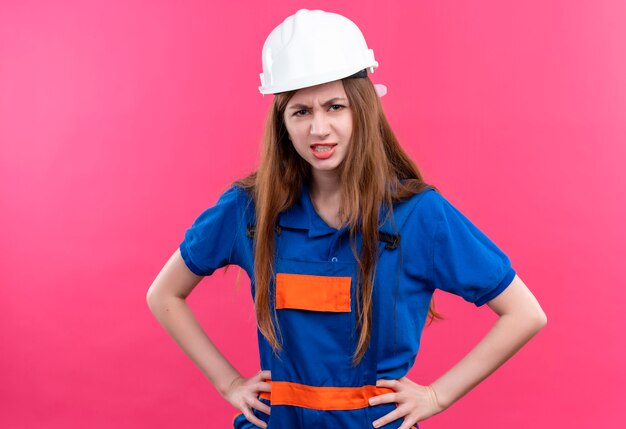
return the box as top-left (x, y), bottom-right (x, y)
top-left (179, 184), bottom-right (516, 380)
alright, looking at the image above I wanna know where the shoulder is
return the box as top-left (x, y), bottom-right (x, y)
top-left (393, 188), bottom-right (445, 220)
top-left (381, 188), bottom-right (441, 234)
top-left (179, 185), bottom-right (254, 276)
top-left (388, 188), bottom-right (467, 237)
top-left (219, 184), bottom-right (252, 202)
top-left (213, 184), bottom-right (255, 211)
top-left (408, 188), bottom-right (461, 223)
top-left (229, 185), bottom-right (256, 219)
top-left (186, 185), bottom-right (254, 228)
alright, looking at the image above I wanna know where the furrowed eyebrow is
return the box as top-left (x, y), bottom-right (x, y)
top-left (287, 104), bottom-right (309, 111)
top-left (318, 97), bottom-right (348, 107)
top-left (287, 97), bottom-right (348, 110)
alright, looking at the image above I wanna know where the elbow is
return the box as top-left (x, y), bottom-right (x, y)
top-left (541, 311), bottom-right (548, 328)
top-left (504, 307), bottom-right (547, 334)
top-left (146, 285), bottom-right (185, 314)
top-left (529, 308), bottom-right (548, 332)
top-left (146, 288), bottom-right (154, 311)
top-left (146, 285), bottom-right (159, 312)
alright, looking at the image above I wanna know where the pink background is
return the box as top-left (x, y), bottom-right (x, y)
top-left (1, 0), bottom-right (624, 428)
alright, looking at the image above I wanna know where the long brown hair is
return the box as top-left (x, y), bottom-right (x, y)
top-left (235, 76), bottom-right (443, 365)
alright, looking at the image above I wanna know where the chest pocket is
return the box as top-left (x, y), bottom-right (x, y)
top-left (276, 273), bottom-right (351, 313)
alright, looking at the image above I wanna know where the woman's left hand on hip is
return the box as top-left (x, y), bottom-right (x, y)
top-left (369, 377), bottom-right (445, 429)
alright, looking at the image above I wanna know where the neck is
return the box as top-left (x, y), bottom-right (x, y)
top-left (310, 170), bottom-right (341, 200)
top-left (309, 170), bottom-right (343, 229)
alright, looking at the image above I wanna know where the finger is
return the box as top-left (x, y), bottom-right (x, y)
top-left (257, 370), bottom-right (272, 381)
top-left (376, 378), bottom-right (400, 390)
top-left (372, 407), bottom-right (404, 428)
top-left (369, 392), bottom-right (397, 406)
top-left (256, 381), bottom-right (272, 392)
top-left (251, 398), bottom-right (271, 415)
top-left (242, 407), bottom-right (267, 429)
top-left (398, 417), bottom-right (419, 429)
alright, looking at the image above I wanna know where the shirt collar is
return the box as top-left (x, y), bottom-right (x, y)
top-left (277, 184), bottom-right (399, 239)
top-left (277, 183), bottom-right (343, 238)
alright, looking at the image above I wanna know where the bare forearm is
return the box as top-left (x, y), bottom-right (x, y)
top-left (430, 313), bottom-right (546, 409)
top-left (147, 294), bottom-right (241, 396)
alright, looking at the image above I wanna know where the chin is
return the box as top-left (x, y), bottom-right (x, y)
top-left (311, 165), bottom-right (342, 175)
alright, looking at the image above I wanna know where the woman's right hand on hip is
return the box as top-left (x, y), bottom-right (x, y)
top-left (224, 370), bottom-right (272, 428)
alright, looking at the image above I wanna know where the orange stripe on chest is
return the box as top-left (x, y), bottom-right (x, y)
top-left (275, 273), bottom-right (351, 312)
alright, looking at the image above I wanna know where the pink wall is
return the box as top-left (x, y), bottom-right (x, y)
top-left (1, 0), bottom-right (624, 428)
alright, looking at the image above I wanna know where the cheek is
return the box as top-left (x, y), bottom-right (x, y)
top-left (290, 141), bottom-right (311, 163)
top-left (342, 116), bottom-right (354, 139)
top-left (287, 131), bottom-right (308, 155)
top-left (286, 122), bottom-right (309, 143)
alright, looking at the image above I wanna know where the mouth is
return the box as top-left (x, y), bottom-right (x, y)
top-left (310, 143), bottom-right (338, 160)
top-left (310, 143), bottom-right (337, 153)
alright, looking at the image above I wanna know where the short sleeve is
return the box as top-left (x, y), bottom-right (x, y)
top-left (179, 186), bottom-right (247, 276)
top-left (430, 192), bottom-right (516, 306)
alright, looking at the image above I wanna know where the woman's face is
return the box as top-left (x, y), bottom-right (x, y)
top-left (283, 80), bottom-right (353, 176)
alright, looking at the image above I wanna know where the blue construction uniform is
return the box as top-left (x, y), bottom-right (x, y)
top-left (179, 184), bottom-right (516, 428)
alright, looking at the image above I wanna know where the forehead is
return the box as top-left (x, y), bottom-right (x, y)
top-left (287, 80), bottom-right (347, 105)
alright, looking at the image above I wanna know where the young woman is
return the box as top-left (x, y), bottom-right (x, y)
top-left (147, 9), bottom-right (547, 429)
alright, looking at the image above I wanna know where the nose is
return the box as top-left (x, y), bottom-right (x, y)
top-left (310, 112), bottom-right (330, 139)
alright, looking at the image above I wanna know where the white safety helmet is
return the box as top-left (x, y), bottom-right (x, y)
top-left (258, 9), bottom-right (379, 95)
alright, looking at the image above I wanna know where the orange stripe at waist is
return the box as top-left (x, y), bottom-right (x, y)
top-left (258, 381), bottom-right (393, 410)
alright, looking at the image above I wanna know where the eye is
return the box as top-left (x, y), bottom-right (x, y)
top-left (293, 109), bottom-right (309, 117)
top-left (329, 104), bottom-right (345, 112)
